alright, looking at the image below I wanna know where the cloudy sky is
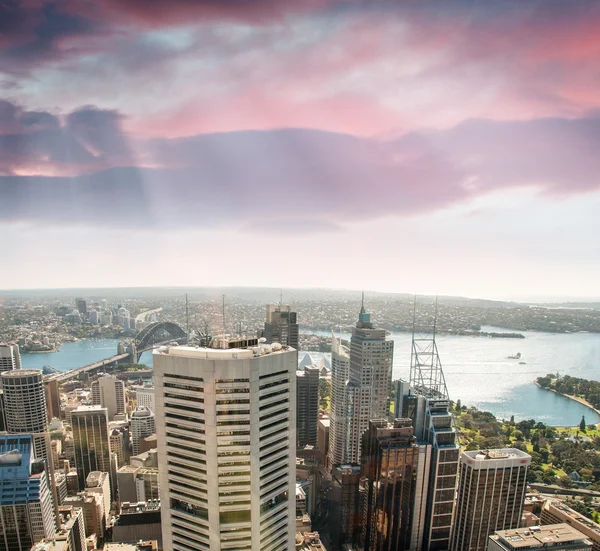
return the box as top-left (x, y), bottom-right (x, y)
top-left (1, 0), bottom-right (600, 300)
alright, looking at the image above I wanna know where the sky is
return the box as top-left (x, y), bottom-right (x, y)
top-left (1, 0), bottom-right (600, 300)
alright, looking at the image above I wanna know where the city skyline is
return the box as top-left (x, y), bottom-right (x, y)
top-left (2, 2), bottom-right (600, 298)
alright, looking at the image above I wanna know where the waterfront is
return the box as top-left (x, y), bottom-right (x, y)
top-left (19, 328), bottom-right (600, 426)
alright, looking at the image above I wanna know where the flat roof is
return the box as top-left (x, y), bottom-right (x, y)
top-left (492, 524), bottom-right (591, 548)
top-left (2, 369), bottom-right (41, 377)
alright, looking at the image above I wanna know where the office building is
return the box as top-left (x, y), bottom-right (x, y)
top-left (44, 378), bottom-right (61, 421)
top-left (66, 471), bottom-right (79, 495)
top-left (394, 321), bottom-right (461, 551)
top-left (0, 342), bottom-right (21, 375)
top-left (139, 433), bottom-right (157, 454)
top-left (71, 406), bottom-right (111, 489)
top-left (345, 300), bottom-right (394, 463)
top-left (1, 369), bottom-right (57, 516)
top-left (136, 387), bottom-right (156, 413)
top-left (117, 465), bottom-right (160, 503)
top-left (264, 303), bottom-right (299, 350)
top-left (32, 506), bottom-right (86, 551)
top-left (110, 429), bottom-right (125, 468)
top-left (329, 334), bottom-right (350, 467)
top-left (451, 449), bottom-right (531, 551)
top-left (329, 464), bottom-right (362, 548)
top-left (0, 435), bottom-right (56, 550)
top-left (85, 471), bottom-right (111, 526)
top-left (541, 500), bottom-right (600, 550)
top-left (361, 419), bottom-right (425, 551)
top-left (488, 524), bottom-right (592, 550)
top-left (75, 299), bottom-right (87, 315)
top-left (297, 367), bottom-right (320, 447)
top-left (317, 417), bottom-right (330, 467)
top-left (112, 501), bottom-right (162, 548)
top-left (154, 336), bottom-right (297, 551)
top-left (131, 406), bottom-right (156, 456)
top-left (91, 375), bottom-right (126, 420)
top-left (63, 493), bottom-right (104, 543)
top-left (55, 472), bottom-right (68, 505)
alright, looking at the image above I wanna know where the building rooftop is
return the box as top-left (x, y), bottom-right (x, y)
top-left (1, 369), bottom-right (41, 377)
top-left (491, 524), bottom-right (592, 549)
top-left (154, 337), bottom-right (292, 361)
top-left (120, 500), bottom-right (161, 514)
top-left (72, 405), bottom-right (107, 413)
top-left (546, 500), bottom-right (600, 539)
top-left (85, 471), bottom-right (108, 488)
top-left (131, 407), bottom-right (153, 418)
top-left (463, 448), bottom-right (531, 468)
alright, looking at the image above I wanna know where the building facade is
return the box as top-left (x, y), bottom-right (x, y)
top-left (71, 406), bottom-right (111, 490)
top-left (91, 375), bottom-right (126, 420)
top-left (345, 304), bottom-right (394, 464)
top-left (154, 337), bottom-right (297, 551)
top-left (296, 367), bottom-right (320, 448)
top-left (264, 304), bottom-right (299, 351)
top-left (361, 419), bottom-right (423, 551)
top-left (136, 387), bottom-right (156, 413)
top-left (329, 334), bottom-right (351, 467)
top-left (0, 343), bottom-right (21, 376)
top-left (0, 435), bottom-right (56, 550)
top-left (131, 407), bottom-right (156, 456)
top-left (451, 449), bottom-right (532, 551)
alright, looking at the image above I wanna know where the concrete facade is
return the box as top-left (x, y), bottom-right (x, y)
top-left (154, 338), bottom-right (297, 551)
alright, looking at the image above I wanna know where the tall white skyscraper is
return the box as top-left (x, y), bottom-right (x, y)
top-left (91, 375), bottom-right (126, 420)
top-left (346, 300), bottom-right (394, 464)
top-left (0, 343), bottom-right (21, 375)
top-left (328, 333), bottom-right (350, 466)
top-left (154, 336), bottom-right (297, 551)
top-left (131, 406), bottom-right (156, 456)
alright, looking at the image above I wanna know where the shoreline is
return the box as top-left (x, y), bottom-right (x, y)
top-left (534, 381), bottom-right (600, 420)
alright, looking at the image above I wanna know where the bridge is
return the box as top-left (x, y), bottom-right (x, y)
top-left (54, 321), bottom-right (187, 383)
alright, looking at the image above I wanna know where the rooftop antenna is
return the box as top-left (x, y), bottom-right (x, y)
top-left (360, 290), bottom-right (365, 313)
top-left (185, 294), bottom-right (190, 344)
top-left (222, 295), bottom-right (226, 336)
top-left (280, 289), bottom-right (283, 308)
top-left (410, 295), bottom-right (449, 400)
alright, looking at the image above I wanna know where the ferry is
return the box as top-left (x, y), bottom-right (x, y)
top-left (508, 352), bottom-right (522, 359)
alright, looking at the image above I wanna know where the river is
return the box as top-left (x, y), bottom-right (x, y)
top-left (19, 328), bottom-right (600, 426)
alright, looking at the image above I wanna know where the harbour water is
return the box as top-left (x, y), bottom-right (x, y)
top-left (19, 328), bottom-right (600, 426)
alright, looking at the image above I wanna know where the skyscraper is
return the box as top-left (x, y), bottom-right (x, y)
top-left (91, 375), bottom-right (126, 420)
top-left (1, 369), bottom-right (54, 480)
top-left (0, 343), bottom-right (21, 375)
top-left (397, 308), bottom-right (460, 551)
top-left (154, 336), bottom-right (297, 551)
top-left (329, 333), bottom-right (350, 467)
top-left (345, 299), bottom-right (394, 463)
top-left (296, 366), bottom-right (320, 448)
top-left (131, 406), bottom-right (156, 456)
top-left (360, 419), bottom-right (424, 551)
top-left (71, 406), bottom-right (111, 490)
top-left (75, 298), bottom-right (87, 315)
top-left (451, 449), bottom-right (531, 551)
top-left (0, 434), bottom-right (56, 550)
top-left (264, 304), bottom-right (299, 351)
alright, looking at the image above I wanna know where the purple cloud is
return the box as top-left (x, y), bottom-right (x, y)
top-left (2, 116), bottom-right (600, 231)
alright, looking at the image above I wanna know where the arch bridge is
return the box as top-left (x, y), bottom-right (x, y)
top-left (134, 321), bottom-right (188, 360)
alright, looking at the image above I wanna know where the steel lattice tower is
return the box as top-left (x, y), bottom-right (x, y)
top-left (409, 297), bottom-right (449, 400)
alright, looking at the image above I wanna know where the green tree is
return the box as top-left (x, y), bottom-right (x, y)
top-left (455, 399), bottom-right (462, 413)
top-left (580, 416), bottom-right (587, 432)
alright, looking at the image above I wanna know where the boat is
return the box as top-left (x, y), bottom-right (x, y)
top-left (519, 361), bottom-right (526, 365)
top-left (508, 352), bottom-right (522, 359)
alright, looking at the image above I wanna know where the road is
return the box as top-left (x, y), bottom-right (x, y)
top-left (52, 353), bottom-right (130, 383)
top-left (135, 307), bottom-right (163, 324)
